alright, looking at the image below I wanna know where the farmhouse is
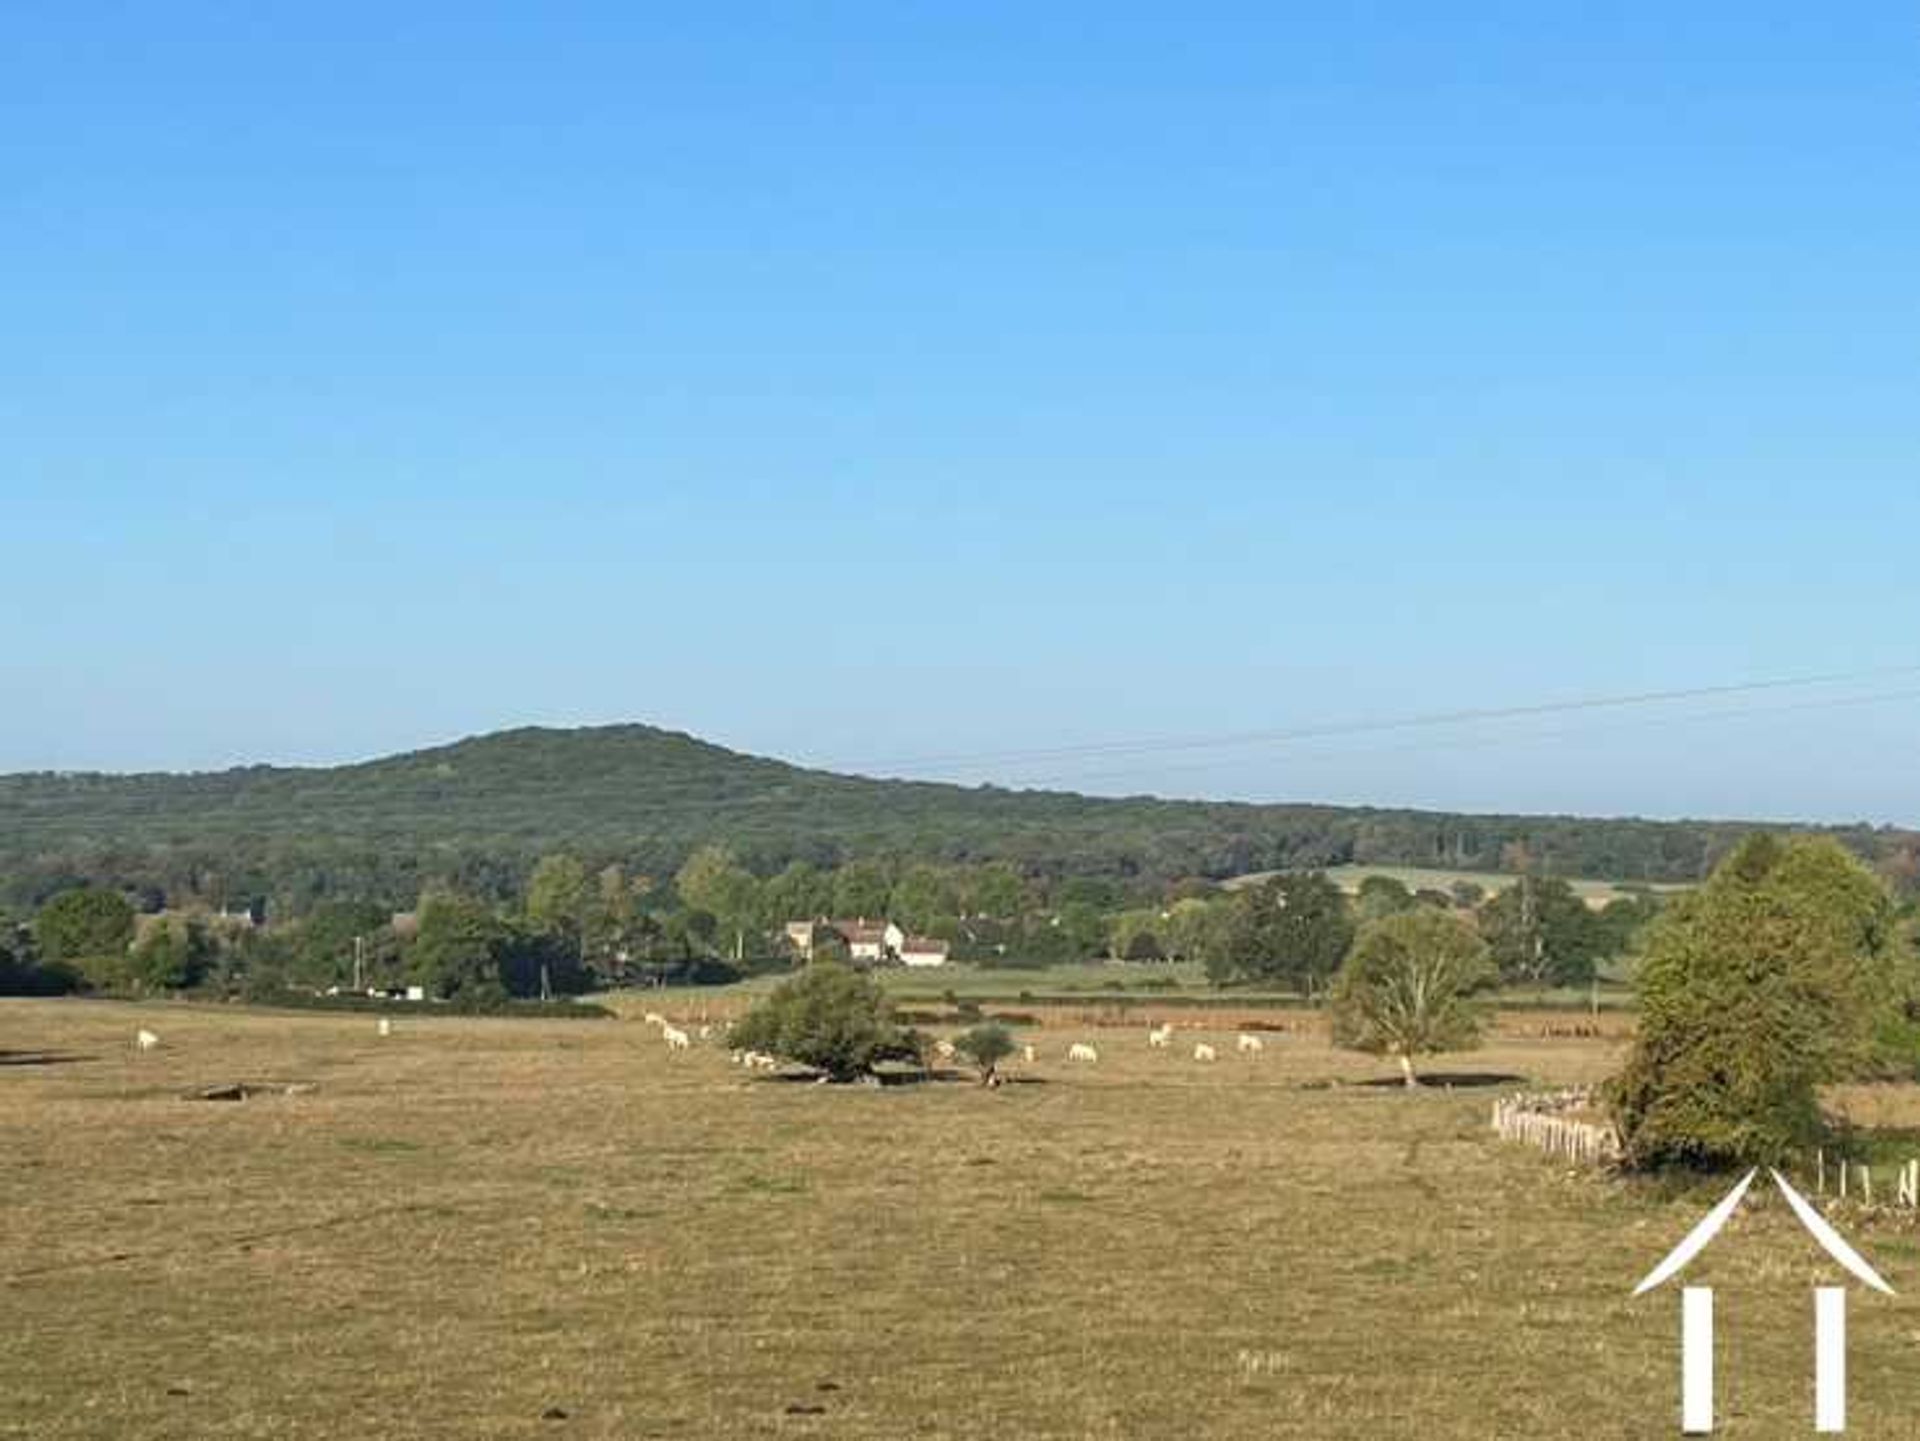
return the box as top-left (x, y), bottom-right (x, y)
top-left (897, 935), bottom-right (951, 968)
top-left (783, 918), bottom-right (948, 967)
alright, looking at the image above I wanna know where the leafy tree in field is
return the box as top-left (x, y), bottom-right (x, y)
top-left (1595, 892), bottom-right (1664, 967)
top-left (675, 845), bottom-right (763, 960)
top-left (409, 892), bottom-right (510, 1002)
top-left (526, 853), bottom-right (591, 943)
top-left (127, 917), bottom-right (213, 992)
top-left (727, 961), bottom-right (911, 1081)
top-left (582, 864), bottom-right (651, 980)
top-left (1166, 895), bottom-right (1234, 971)
top-left (34, 887), bottom-right (136, 965)
top-left (1355, 875), bottom-right (1416, 923)
top-left (291, 899), bottom-right (395, 987)
top-left (496, 925), bottom-right (591, 998)
top-left (0, 924), bottom-right (78, 995)
top-left (1330, 909), bottom-right (1496, 1086)
top-left (952, 1022), bottom-right (1017, 1086)
top-left (1609, 835), bottom-right (1907, 1169)
top-left (1478, 877), bottom-right (1604, 987)
top-left (1213, 873), bottom-right (1354, 994)
top-left (1056, 900), bottom-right (1109, 959)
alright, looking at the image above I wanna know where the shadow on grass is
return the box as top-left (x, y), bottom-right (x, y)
top-left (1309, 1071), bottom-right (1528, 1091)
top-left (750, 1067), bottom-right (1050, 1087)
top-left (0, 1050), bottom-right (93, 1067)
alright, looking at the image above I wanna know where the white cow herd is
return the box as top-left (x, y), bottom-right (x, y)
top-left (1060, 1027), bottom-right (1273, 1067)
top-left (630, 1008), bottom-right (1273, 1074)
top-left (126, 1011), bottom-right (1271, 1075)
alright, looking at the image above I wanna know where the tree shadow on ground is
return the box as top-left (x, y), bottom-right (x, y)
top-left (751, 1067), bottom-right (1048, 1087)
top-left (1351, 1071), bottom-right (1527, 1090)
top-left (0, 1050), bottom-right (93, 1067)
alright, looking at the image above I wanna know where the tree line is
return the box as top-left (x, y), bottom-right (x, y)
top-left (1, 841), bottom-right (1666, 1003)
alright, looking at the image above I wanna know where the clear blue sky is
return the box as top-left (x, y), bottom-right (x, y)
top-left (5, 4), bottom-right (1918, 824)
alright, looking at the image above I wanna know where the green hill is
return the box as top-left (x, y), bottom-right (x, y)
top-left (0, 723), bottom-right (1910, 913)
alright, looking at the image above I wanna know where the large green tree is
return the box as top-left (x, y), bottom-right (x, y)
top-left (1478, 876), bottom-right (1605, 987)
top-left (526, 853), bottom-right (591, 943)
top-left (409, 892), bottom-right (510, 1001)
top-left (674, 845), bottom-right (763, 959)
top-left (1330, 909), bottom-right (1496, 1086)
top-left (291, 899), bottom-right (396, 987)
top-left (727, 961), bottom-right (912, 1081)
top-left (34, 887), bottom-right (136, 967)
top-left (1212, 873), bottom-right (1354, 994)
top-left (1609, 835), bottom-right (1905, 1169)
top-left (127, 918), bottom-right (214, 992)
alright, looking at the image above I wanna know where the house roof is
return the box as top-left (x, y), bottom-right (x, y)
top-left (900, 936), bottom-right (950, 954)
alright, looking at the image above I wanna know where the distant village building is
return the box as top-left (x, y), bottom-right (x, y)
top-left (897, 935), bottom-right (951, 968)
top-left (783, 918), bottom-right (948, 968)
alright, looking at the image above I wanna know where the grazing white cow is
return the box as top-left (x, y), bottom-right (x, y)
top-left (742, 1050), bottom-right (778, 1071)
top-left (1237, 1033), bottom-right (1264, 1056)
top-left (134, 1029), bottom-right (160, 1053)
top-left (1022, 1044), bottom-right (1037, 1064)
top-left (661, 1025), bottom-right (691, 1051)
top-left (698, 1025), bottom-right (713, 1041)
top-left (934, 1039), bottom-right (957, 1061)
top-left (643, 1012), bottom-right (666, 1027)
top-left (1193, 1042), bottom-right (1218, 1063)
top-left (378, 1018), bottom-right (392, 1038)
top-left (1147, 1024), bottom-right (1172, 1049)
top-left (1067, 1042), bottom-right (1099, 1063)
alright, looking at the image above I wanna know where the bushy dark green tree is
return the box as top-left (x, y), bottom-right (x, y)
top-left (408, 892), bottom-right (510, 1002)
top-left (127, 918), bottom-right (214, 992)
top-left (34, 887), bottom-right (135, 966)
top-left (1609, 836), bottom-right (1905, 1170)
top-left (291, 899), bottom-right (396, 987)
top-left (1478, 877), bottom-right (1604, 986)
top-left (0, 924), bottom-right (78, 995)
top-left (1211, 873), bottom-right (1354, 994)
top-left (727, 961), bottom-right (911, 1081)
top-left (1331, 909), bottom-right (1496, 1086)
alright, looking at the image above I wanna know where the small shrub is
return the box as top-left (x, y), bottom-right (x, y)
top-left (952, 1023), bottom-right (1017, 1085)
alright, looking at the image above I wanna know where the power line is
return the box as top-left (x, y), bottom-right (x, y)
top-left (823, 665), bottom-right (1920, 775)
top-left (970, 685), bottom-right (1920, 795)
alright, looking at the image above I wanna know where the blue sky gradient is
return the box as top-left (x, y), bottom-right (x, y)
top-left (5, 5), bottom-right (1917, 822)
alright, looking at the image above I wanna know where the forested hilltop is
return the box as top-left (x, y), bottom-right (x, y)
top-left (2, 723), bottom-right (1915, 915)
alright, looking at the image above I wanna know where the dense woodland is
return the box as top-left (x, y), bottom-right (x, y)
top-left (5, 723), bottom-right (1918, 919)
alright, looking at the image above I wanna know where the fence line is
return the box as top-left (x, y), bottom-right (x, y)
top-left (1813, 1152), bottom-right (1920, 1211)
top-left (1490, 1088), bottom-right (1620, 1167)
top-left (1492, 1097), bottom-right (1920, 1203)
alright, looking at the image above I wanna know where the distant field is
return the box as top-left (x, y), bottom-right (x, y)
top-left (1223, 862), bottom-right (1692, 908)
top-left (8, 996), bottom-right (1920, 1438)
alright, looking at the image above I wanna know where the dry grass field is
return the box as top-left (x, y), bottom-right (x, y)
top-left (8, 998), bottom-right (1920, 1439)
